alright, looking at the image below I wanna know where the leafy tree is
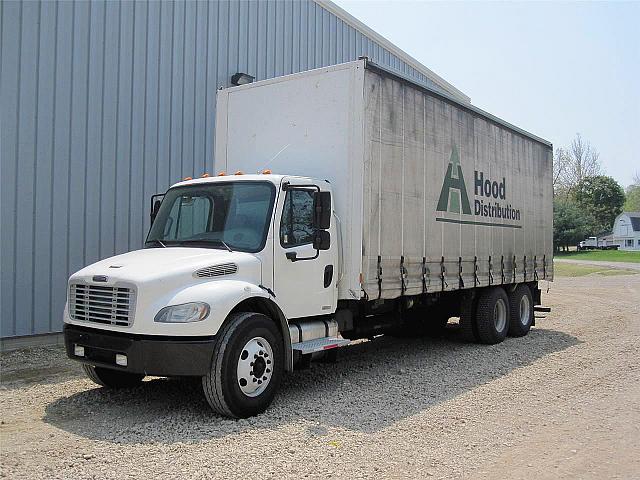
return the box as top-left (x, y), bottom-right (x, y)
top-left (623, 172), bottom-right (640, 212)
top-left (553, 198), bottom-right (593, 251)
top-left (574, 175), bottom-right (625, 233)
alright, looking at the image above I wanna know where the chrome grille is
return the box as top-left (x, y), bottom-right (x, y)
top-left (69, 283), bottom-right (135, 327)
top-left (195, 263), bottom-right (238, 278)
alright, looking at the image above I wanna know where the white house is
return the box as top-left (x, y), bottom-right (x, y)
top-left (612, 212), bottom-right (640, 251)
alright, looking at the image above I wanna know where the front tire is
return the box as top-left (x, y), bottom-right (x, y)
top-left (202, 312), bottom-right (283, 418)
top-left (82, 364), bottom-right (144, 388)
top-left (508, 285), bottom-right (534, 337)
top-left (475, 287), bottom-right (510, 344)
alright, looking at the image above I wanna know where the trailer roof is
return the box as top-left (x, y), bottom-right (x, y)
top-left (364, 60), bottom-right (553, 149)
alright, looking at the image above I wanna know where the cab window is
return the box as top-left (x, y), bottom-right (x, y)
top-left (280, 190), bottom-right (315, 247)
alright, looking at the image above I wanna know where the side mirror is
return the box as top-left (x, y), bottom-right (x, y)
top-left (313, 230), bottom-right (331, 250)
top-left (150, 195), bottom-right (164, 225)
top-left (312, 191), bottom-right (331, 230)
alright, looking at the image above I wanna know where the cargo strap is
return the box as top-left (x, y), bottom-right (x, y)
top-left (533, 256), bottom-right (539, 281)
top-left (377, 255), bottom-right (383, 299)
top-left (523, 255), bottom-right (527, 281)
top-left (440, 256), bottom-right (448, 291)
top-left (421, 257), bottom-right (428, 294)
top-left (488, 256), bottom-right (494, 285)
top-left (473, 256), bottom-right (480, 287)
top-left (458, 257), bottom-right (464, 289)
top-left (400, 256), bottom-right (407, 295)
top-left (500, 256), bottom-right (505, 284)
top-left (512, 255), bottom-right (517, 283)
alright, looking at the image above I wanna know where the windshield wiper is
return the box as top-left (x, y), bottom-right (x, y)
top-left (217, 239), bottom-right (233, 252)
top-left (146, 239), bottom-right (167, 248)
top-left (172, 239), bottom-right (233, 252)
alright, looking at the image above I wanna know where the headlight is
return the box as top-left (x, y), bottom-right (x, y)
top-left (154, 302), bottom-right (210, 323)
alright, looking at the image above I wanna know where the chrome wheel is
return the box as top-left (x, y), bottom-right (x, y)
top-left (519, 294), bottom-right (531, 326)
top-left (236, 336), bottom-right (274, 397)
top-left (493, 298), bottom-right (507, 332)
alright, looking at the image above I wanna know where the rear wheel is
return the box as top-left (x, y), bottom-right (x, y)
top-left (508, 284), bottom-right (534, 337)
top-left (475, 287), bottom-right (510, 344)
top-left (202, 312), bottom-right (283, 418)
top-left (82, 364), bottom-right (144, 388)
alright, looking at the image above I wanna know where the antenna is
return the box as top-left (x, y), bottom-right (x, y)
top-left (258, 143), bottom-right (290, 173)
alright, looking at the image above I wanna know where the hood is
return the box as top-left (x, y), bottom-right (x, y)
top-left (71, 247), bottom-right (261, 284)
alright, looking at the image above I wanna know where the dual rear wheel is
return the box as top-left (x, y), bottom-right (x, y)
top-left (466, 284), bottom-right (534, 344)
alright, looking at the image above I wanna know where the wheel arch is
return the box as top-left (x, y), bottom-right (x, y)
top-left (229, 296), bottom-right (293, 372)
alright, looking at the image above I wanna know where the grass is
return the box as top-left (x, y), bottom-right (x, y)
top-left (555, 250), bottom-right (640, 263)
top-left (553, 263), bottom-right (637, 277)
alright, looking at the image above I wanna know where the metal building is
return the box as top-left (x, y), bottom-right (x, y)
top-left (0, 0), bottom-right (467, 343)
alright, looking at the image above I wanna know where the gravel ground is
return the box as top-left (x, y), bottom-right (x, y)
top-left (1, 271), bottom-right (639, 479)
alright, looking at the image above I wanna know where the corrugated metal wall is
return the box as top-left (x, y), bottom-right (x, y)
top-left (0, 0), bottom-right (454, 338)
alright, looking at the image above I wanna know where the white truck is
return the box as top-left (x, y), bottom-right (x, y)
top-left (64, 60), bottom-right (554, 418)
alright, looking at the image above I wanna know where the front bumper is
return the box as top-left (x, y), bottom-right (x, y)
top-left (64, 324), bottom-right (216, 376)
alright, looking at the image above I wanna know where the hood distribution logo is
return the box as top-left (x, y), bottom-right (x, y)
top-left (436, 145), bottom-right (522, 229)
top-left (436, 146), bottom-right (472, 214)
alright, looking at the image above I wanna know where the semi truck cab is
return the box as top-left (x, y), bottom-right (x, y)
top-left (65, 173), bottom-right (343, 417)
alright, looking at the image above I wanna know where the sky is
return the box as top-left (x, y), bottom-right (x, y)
top-left (335, 0), bottom-right (640, 188)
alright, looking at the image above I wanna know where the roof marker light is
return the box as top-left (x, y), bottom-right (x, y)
top-left (235, 171), bottom-right (244, 175)
top-left (183, 176), bottom-right (192, 181)
top-left (201, 173), bottom-right (210, 178)
top-left (262, 169), bottom-right (272, 174)
top-left (217, 171), bottom-right (226, 176)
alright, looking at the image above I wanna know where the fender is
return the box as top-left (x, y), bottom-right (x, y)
top-left (229, 295), bottom-right (293, 372)
top-left (168, 280), bottom-right (293, 371)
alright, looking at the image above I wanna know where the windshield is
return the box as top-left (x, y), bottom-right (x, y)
top-left (146, 181), bottom-right (276, 253)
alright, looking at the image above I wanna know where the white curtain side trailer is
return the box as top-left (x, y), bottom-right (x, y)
top-left (215, 59), bottom-right (554, 302)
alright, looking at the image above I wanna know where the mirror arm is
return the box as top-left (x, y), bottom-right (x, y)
top-left (286, 250), bottom-right (320, 262)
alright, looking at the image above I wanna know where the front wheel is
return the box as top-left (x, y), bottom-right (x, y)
top-left (202, 312), bottom-right (283, 418)
top-left (82, 364), bottom-right (144, 388)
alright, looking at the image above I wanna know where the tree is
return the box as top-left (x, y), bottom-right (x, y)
top-left (623, 172), bottom-right (640, 212)
top-left (574, 175), bottom-right (625, 233)
top-left (553, 198), bottom-right (593, 251)
top-left (554, 134), bottom-right (602, 196)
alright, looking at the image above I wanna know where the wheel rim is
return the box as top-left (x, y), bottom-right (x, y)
top-left (519, 294), bottom-right (531, 326)
top-left (493, 298), bottom-right (507, 332)
top-left (236, 336), bottom-right (274, 397)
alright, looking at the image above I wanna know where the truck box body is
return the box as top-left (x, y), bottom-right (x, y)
top-left (215, 60), bottom-right (554, 302)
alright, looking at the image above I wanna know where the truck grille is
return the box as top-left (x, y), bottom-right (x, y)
top-left (69, 283), bottom-right (135, 327)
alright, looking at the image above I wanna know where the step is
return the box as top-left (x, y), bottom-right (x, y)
top-left (291, 337), bottom-right (351, 355)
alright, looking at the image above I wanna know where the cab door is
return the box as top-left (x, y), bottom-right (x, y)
top-left (272, 178), bottom-right (336, 319)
